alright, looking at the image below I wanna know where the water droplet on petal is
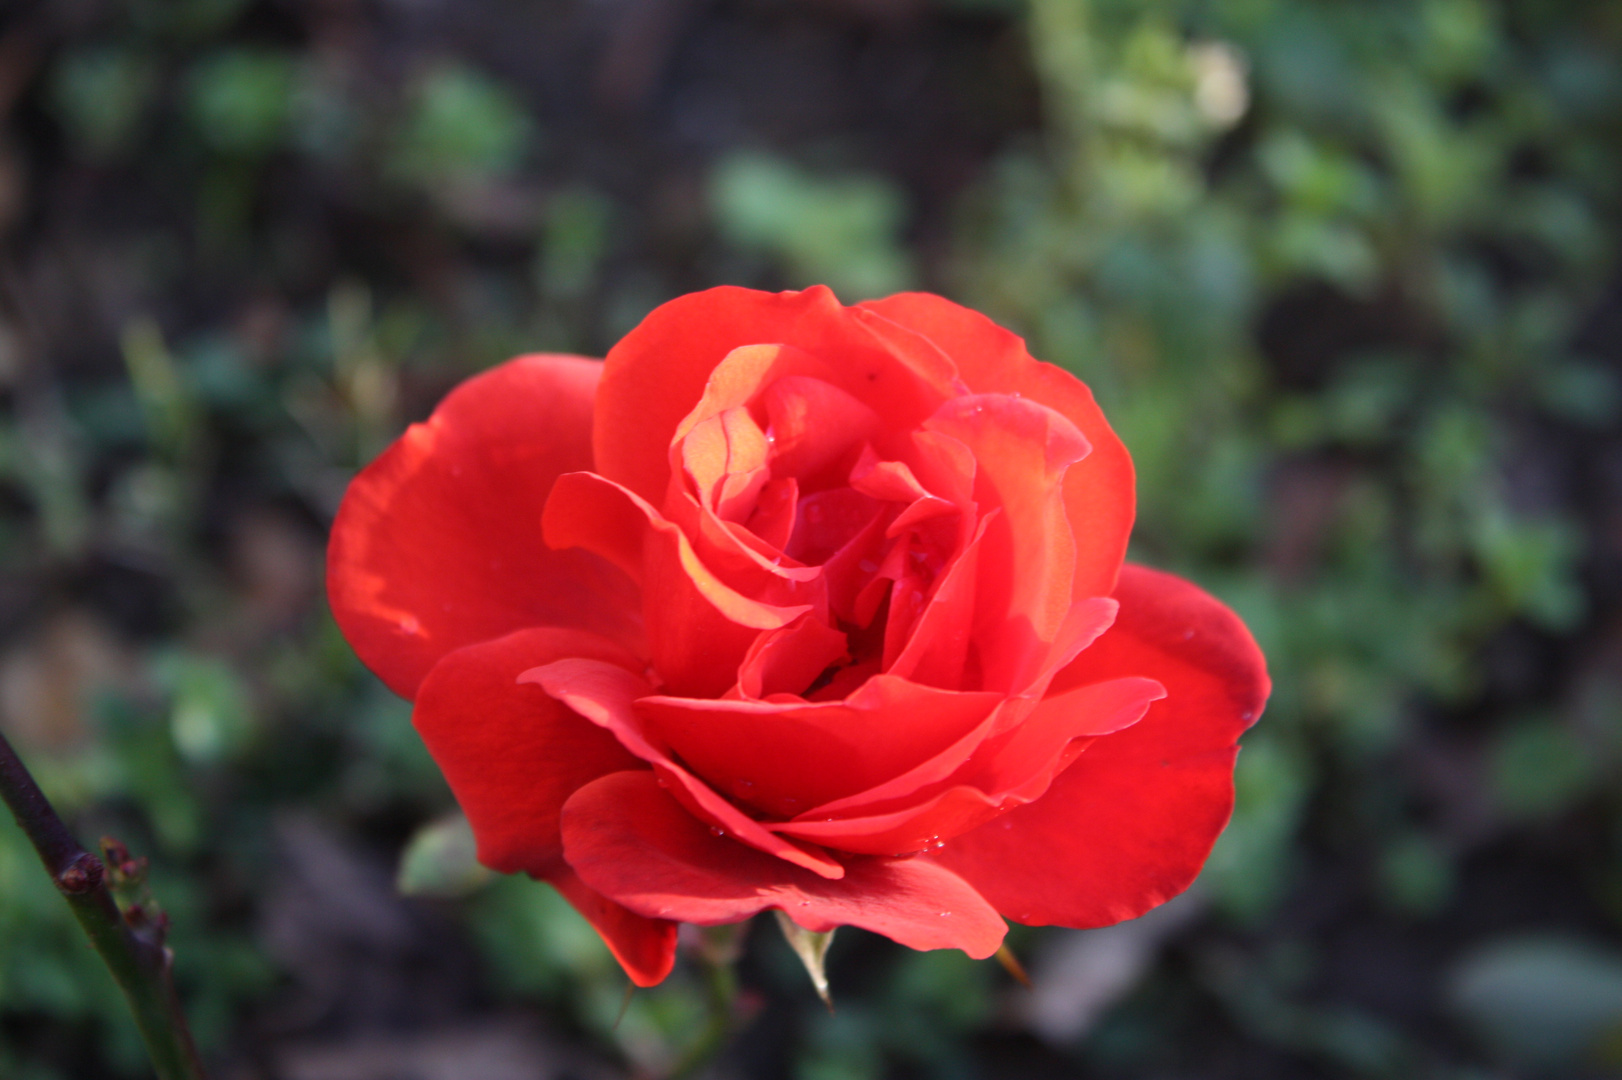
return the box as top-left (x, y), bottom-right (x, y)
top-left (709, 826), bottom-right (726, 837)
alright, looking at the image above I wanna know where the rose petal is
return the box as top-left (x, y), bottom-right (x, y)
top-left (328, 355), bottom-right (641, 699)
top-left (746, 477), bottom-right (799, 551)
top-left (636, 675), bottom-right (1003, 818)
top-left (667, 489), bottom-right (827, 617)
top-left (923, 393), bottom-right (1090, 693)
top-left (932, 564), bottom-right (1269, 927)
top-left (905, 429), bottom-right (977, 520)
top-left (411, 627), bottom-right (644, 876)
top-left (736, 615), bottom-right (849, 699)
top-left (544, 471), bottom-right (814, 696)
top-left (561, 770), bottom-right (1006, 957)
top-left (768, 676), bottom-right (1161, 854)
top-left (762, 376), bottom-right (883, 485)
top-left (775, 784), bottom-right (1000, 855)
top-left (524, 658), bottom-right (846, 879)
top-left (859, 294), bottom-right (1135, 601)
top-left (548, 864), bottom-right (678, 987)
top-left (671, 343), bottom-right (838, 449)
top-left (884, 514), bottom-right (990, 690)
top-left (846, 447), bottom-right (957, 534)
top-left (595, 287), bottom-right (958, 505)
top-left (788, 487), bottom-right (884, 568)
top-left (795, 595), bottom-right (1118, 821)
top-left (680, 406), bottom-right (772, 521)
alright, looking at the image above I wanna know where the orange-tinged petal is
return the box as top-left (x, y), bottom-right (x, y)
top-left (680, 406), bottom-right (771, 520)
top-left (860, 293), bottom-right (1134, 601)
top-left (544, 471), bottom-right (814, 695)
top-left (596, 287), bottom-right (958, 505)
top-left (923, 393), bottom-right (1090, 691)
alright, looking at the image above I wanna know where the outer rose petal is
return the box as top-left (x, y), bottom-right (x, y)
top-left (859, 294), bottom-right (1135, 601)
top-left (328, 355), bottom-right (641, 699)
top-left (636, 675), bottom-right (1003, 817)
top-left (796, 595), bottom-right (1120, 823)
top-left (932, 564), bottom-right (1269, 927)
top-left (549, 864), bottom-right (678, 988)
top-left (769, 675), bottom-right (1163, 854)
top-left (594, 286), bottom-right (958, 506)
top-left (524, 659), bottom-right (846, 879)
top-left (413, 629), bottom-right (676, 988)
top-left (411, 628), bottom-right (643, 876)
top-left (561, 770), bottom-right (1006, 958)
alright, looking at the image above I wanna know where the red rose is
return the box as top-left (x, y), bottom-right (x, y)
top-left (328, 286), bottom-right (1268, 986)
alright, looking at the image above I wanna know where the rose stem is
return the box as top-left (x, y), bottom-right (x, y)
top-left (0, 728), bottom-right (207, 1080)
top-left (669, 923), bottom-right (747, 1078)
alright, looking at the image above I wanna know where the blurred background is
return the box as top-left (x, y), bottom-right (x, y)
top-left (0, 0), bottom-right (1619, 1076)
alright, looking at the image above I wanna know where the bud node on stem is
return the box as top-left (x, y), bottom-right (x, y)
top-left (57, 853), bottom-right (105, 895)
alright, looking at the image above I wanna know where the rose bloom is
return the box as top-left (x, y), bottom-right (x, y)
top-left (328, 287), bottom-right (1268, 985)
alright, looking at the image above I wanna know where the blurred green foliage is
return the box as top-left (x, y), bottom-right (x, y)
top-left (710, 153), bottom-right (917, 300)
top-left (946, 0), bottom-right (1620, 934)
top-left (185, 49), bottom-right (297, 158)
top-left (1, 0), bottom-right (1620, 1077)
top-left (387, 65), bottom-right (535, 186)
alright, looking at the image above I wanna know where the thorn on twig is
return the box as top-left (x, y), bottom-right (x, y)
top-left (56, 852), bottom-right (104, 894)
top-left (995, 943), bottom-right (1032, 988)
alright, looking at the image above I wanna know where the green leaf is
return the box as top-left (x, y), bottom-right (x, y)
top-left (185, 50), bottom-right (297, 157)
top-left (396, 811), bottom-right (492, 898)
top-left (389, 66), bottom-right (533, 185)
top-left (709, 152), bottom-right (915, 300)
top-left (1488, 718), bottom-right (1595, 821)
top-left (49, 48), bottom-right (158, 161)
top-left (1450, 937), bottom-right (1622, 1068)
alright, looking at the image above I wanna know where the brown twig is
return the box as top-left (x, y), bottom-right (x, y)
top-left (0, 728), bottom-right (207, 1080)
